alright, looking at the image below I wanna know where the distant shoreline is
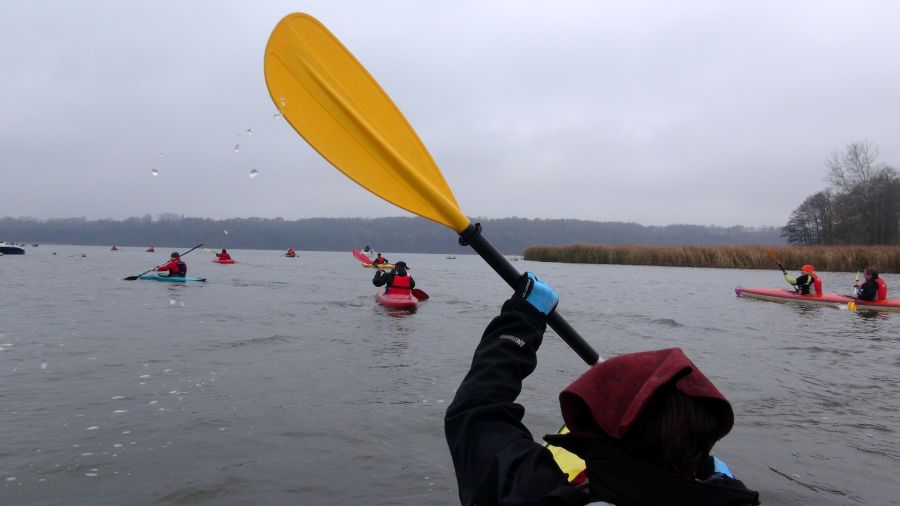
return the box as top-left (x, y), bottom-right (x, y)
top-left (524, 244), bottom-right (900, 272)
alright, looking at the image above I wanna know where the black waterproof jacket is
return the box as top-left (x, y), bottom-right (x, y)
top-left (445, 302), bottom-right (760, 506)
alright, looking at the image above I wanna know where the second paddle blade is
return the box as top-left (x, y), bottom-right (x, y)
top-left (264, 13), bottom-right (469, 232)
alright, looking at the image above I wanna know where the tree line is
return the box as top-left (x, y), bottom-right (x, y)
top-left (783, 142), bottom-right (900, 245)
top-left (0, 215), bottom-right (783, 254)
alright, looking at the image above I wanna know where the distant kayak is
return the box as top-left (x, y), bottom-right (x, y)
top-left (375, 291), bottom-right (418, 309)
top-left (363, 262), bottom-right (396, 270)
top-left (212, 259), bottom-right (236, 264)
top-left (146, 247), bottom-right (155, 252)
top-left (138, 274), bottom-right (207, 283)
top-left (735, 287), bottom-right (900, 312)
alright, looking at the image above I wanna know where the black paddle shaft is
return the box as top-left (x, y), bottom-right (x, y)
top-left (459, 224), bottom-right (600, 365)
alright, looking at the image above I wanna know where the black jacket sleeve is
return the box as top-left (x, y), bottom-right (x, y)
top-left (409, 276), bottom-right (416, 289)
top-left (372, 270), bottom-right (390, 287)
top-left (445, 303), bottom-right (574, 506)
top-left (857, 280), bottom-right (877, 300)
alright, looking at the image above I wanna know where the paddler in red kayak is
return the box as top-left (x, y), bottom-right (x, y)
top-left (445, 273), bottom-right (760, 506)
top-left (854, 267), bottom-right (888, 301)
top-left (784, 264), bottom-right (822, 296)
top-left (215, 249), bottom-right (232, 262)
top-left (373, 252), bottom-right (389, 265)
top-left (286, 248), bottom-right (296, 257)
top-left (155, 252), bottom-right (188, 277)
top-left (372, 261), bottom-right (414, 295)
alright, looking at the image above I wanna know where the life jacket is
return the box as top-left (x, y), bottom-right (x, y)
top-left (386, 273), bottom-right (412, 295)
top-left (168, 260), bottom-right (187, 277)
top-left (876, 278), bottom-right (888, 300)
top-left (811, 272), bottom-right (822, 296)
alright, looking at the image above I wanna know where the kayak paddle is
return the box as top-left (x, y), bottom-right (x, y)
top-left (412, 288), bottom-right (429, 301)
top-left (264, 14), bottom-right (599, 365)
top-left (767, 250), bottom-right (788, 275)
top-left (123, 243), bottom-right (203, 281)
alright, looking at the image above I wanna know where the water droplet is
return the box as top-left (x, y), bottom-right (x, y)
top-left (246, 128), bottom-right (253, 136)
top-left (151, 169), bottom-right (159, 176)
top-left (273, 112), bottom-right (282, 120)
top-left (158, 153), bottom-right (164, 158)
top-left (249, 169), bottom-right (259, 179)
top-left (233, 144), bottom-right (240, 152)
top-left (224, 230), bottom-right (229, 235)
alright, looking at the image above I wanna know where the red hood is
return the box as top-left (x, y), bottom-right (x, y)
top-left (559, 348), bottom-right (733, 441)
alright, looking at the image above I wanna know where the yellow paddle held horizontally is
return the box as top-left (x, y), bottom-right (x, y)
top-left (264, 13), bottom-right (598, 365)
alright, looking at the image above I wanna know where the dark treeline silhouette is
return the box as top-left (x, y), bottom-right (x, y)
top-left (783, 142), bottom-right (900, 245)
top-left (1, 214), bottom-right (782, 254)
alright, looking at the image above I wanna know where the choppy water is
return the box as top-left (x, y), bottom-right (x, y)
top-left (1, 246), bottom-right (897, 505)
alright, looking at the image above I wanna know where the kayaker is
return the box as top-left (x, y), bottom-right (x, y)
top-left (215, 249), bottom-right (232, 262)
top-left (854, 267), bottom-right (888, 301)
top-left (155, 252), bottom-right (187, 277)
top-left (373, 253), bottom-right (389, 265)
top-left (286, 248), bottom-right (296, 257)
top-left (372, 261), bottom-right (415, 295)
top-left (784, 264), bottom-right (822, 295)
top-left (445, 273), bottom-right (760, 506)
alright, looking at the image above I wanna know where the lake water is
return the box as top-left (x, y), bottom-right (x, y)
top-left (1, 246), bottom-right (897, 505)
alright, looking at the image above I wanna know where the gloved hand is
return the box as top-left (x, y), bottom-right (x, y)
top-left (511, 272), bottom-right (559, 316)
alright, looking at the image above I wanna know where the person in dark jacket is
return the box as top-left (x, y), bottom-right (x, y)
top-left (445, 273), bottom-right (760, 506)
top-left (854, 267), bottom-right (888, 301)
top-left (372, 261), bottom-right (415, 295)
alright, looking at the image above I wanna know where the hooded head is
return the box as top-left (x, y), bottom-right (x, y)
top-left (171, 252), bottom-right (180, 259)
top-left (550, 348), bottom-right (733, 479)
top-left (801, 264), bottom-right (815, 274)
top-left (221, 249), bottom-right (227, 253)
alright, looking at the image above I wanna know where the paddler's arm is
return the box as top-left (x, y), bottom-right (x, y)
top-left (372, 270), bottom-right (388, 287)
top-left (155, 260), bottom-right (176, 272)
top-left (783, 273), bottom-right (798, 285)
top-left (445, 274), bottom-right (570, 506)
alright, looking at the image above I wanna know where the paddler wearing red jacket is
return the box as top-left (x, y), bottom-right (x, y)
top-left (215, 249), bottom-right (232, 261)
top-left (784, 264), bottom-right (822, 295)
top-left (445, 273), bottom-right (760, 506)
top-left (372, 253), bottom-right (388, 265)
top-left (372, 261), bottom-right (415, 295)
top-left (155, 252), bottom-right (187, 277)
top-left (855, 267), bottom-right (888, 301)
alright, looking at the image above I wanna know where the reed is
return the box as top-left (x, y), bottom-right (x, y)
top-left (523, 244), bottom-right (900, 272)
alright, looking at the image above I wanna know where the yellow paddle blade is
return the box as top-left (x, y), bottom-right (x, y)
top-left (848, 300), bottom-right (857, 312)
top-left (264, 13), bottom-right (470, 233)
top-left (545, 426), bottom-right (586, 482)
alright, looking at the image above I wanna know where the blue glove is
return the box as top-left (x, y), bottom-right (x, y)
top-left (513, 272), bottom-right (559, 316)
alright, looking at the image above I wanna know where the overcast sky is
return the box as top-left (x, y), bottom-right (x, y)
top-left (2, 1), bottom-right (898, 226)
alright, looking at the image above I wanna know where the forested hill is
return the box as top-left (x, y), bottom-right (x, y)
top-left (0, 216), bottom-right (783, 254)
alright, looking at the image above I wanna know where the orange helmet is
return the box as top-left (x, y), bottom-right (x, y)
top-left (801, 264), bottom-right (815, 273)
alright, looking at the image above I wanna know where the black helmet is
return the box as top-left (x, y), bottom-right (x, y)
top-left (171, 252), bottom-right (180, 258)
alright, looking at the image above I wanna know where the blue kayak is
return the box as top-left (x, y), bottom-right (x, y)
top-left (138, 274), bottom-right (206, 283)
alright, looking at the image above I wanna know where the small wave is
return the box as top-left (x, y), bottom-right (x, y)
top-left (214, 334), bottom-right (296, 348)
top-left (650, 318), bottom-right (681, 328)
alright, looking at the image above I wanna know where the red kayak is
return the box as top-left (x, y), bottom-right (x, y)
top-left (212, 259), bottom-right (236, 264)
top-left (375, 291), bottom-right (418, 309)
top-left (735, 287), bottom-right (900, 312)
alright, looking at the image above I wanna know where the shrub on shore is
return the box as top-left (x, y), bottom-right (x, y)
top-left (523, 244), bottom-right (900, 272)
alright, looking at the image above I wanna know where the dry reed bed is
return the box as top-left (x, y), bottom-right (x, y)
top-left (523, 244), bottom-right (900, 272)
